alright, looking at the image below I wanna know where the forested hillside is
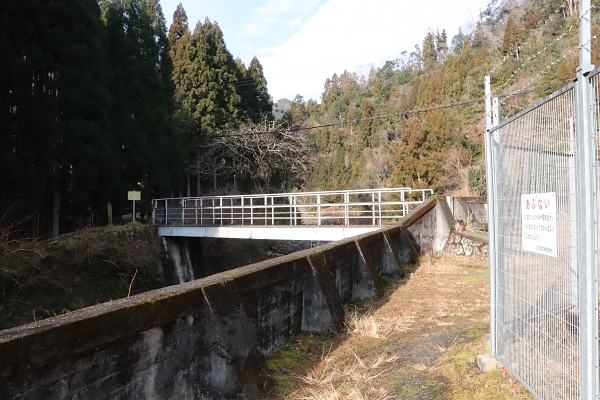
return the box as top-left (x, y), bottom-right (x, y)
top-left (1, 0), bottom-right (599, 236)
top-left (288, 0), bottom-right (600, 195)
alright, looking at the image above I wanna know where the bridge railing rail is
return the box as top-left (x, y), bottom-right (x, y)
top-left (152, 188), bottom-right (433, 227)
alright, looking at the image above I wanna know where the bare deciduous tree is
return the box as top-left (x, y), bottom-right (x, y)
top-left (189, 116), bottom-right (313, 193)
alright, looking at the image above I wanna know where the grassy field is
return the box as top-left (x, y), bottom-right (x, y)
top-left (265, 255), bottom-right (534, 399)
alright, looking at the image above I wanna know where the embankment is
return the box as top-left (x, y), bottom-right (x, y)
top-left (0, 197), bottom-right (467, 399)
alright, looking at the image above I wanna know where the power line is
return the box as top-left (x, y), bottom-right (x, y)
top-left (212, 97), bottom-right (486, 138)
top-left (489, 3), bottom-right (569, 75)
top-left (211, 79), bottom-right (576, 138)
top-left (493, 6), bottom-right (593, 94)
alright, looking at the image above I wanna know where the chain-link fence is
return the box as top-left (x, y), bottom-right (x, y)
top-left (487, 67), bottom-right (600, 399)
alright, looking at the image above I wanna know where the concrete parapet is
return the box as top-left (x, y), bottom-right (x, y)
top-left (0, 196), bottom-right (452, 399)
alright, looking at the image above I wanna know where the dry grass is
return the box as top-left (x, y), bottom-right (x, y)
top-left (266, 254), bottom-right (534, 399)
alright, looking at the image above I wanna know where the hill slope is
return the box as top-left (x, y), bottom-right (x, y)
top-left (283, 0), bottom-right (598, 195)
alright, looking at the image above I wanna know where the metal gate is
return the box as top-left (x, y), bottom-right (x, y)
top-left (486, 66), bottom-right (600, 399)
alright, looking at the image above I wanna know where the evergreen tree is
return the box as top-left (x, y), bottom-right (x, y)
top-left (282, 95), bottom-right (308, 127)
top-left (102, 0), bottom-right (183, 217)
top-left (184, 18), bottom-right (240, 132)
top-left (237, 56), bottom-right (273, 122)
top-left (436, 29), bottom-right (449, 61)
top-left (451, 28), bottom-right (467, 54)
top-left (321, 73), bottom-right (340, 107)
top-left (359, 99), bottom-right (374, 147)
top-left (422, 32), bottom-right (438, 69)
top-left (1, 0), bottom-right (115, 234)
top-left (168, 3), bottom-right (192, 106)
top-left (502, 16), bottom-right (521, 58)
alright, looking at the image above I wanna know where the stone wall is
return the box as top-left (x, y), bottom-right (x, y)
top-left (444, 230), bottom-right (489, 259)
top-left (0, 197), bottom-right (453, 400)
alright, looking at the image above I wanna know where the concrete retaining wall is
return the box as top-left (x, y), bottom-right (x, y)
top-left (446, 196), bottom-right (487, 226)
top-left (0, 197), bottom-right (454, 400)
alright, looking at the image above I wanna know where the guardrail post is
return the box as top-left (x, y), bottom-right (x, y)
top-left (317, 194), bottom-right (321, 226)
top-left (378, 191), bottom-right (382, 227)
top-left (200, 199), bottom-right (203, 225)
top-left (264, 196), bottom-right (268, 227)
top-left (288, 195), bottom-right (292, 225)
top-left (151, 200), bottom-right (156, 224)
top-left (271, 196), bottom-right (274, 226)
top-left (219, 197), bottom-right (222, 225)
top-left (180, 199), bottom-right (185, 225)
top-left (372, 192), bottom-right (375, 225)
top-left (293, 195), bottom-right (297, 225)
top-left (344, 192), bottom-right (349, 226)
top-left (164, 200), bottom-right (168, 225)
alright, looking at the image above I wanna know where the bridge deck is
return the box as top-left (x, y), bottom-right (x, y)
top-left (153, 188), bottom-right (432, 240)
top-left (158, 225), bottom-right (383, 241)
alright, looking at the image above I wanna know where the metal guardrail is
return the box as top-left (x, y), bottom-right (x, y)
top-left (152, 188), bottom-right (433, 228)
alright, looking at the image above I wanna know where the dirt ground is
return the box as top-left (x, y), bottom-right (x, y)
top-left (265, 254), bottom-right (534, 399)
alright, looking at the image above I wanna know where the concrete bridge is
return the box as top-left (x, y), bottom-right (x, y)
top-left (152, 187), bottom-right (433, 241)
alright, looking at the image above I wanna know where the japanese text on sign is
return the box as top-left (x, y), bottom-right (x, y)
top-left (521, 192), bottom-right (557, 257)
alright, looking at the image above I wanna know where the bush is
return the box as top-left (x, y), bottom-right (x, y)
top-left (468, 164), bottom-right (487, 196)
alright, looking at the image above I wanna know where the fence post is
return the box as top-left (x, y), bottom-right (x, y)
top-left (484, 76), bottom-right (499, 356)
top-left (568, 118), bottom-right (579, 309)
top-left (576, 62), bottom-right (598, 399)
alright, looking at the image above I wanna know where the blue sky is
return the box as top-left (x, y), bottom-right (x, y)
top-left (160, 0), bottom-right (492, 102)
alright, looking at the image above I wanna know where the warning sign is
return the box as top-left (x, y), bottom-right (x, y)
top-left (521, 192), bottom-right (557, 257)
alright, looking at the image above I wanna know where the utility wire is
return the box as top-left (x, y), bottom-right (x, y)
top-left (212, 79), bottom-right (575, 138)
top-left (493, 6), bottom-right (593, 94)
top-left (211, 97), bottom-right (486, 138)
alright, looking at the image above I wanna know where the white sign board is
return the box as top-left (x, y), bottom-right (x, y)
top-left (521, 192), bottom-right (557, 257)
top-left (127, 190), bottom-right (141, 201)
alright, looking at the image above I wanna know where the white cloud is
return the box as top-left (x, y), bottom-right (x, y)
top-left (240, 18), bottom-right (277, 37)
top-left (288, 17), bottom-right (303, 28)
top-left (240, 0), bottom-right (323, 38)
top-left (258, 0), bottom-right (491, 101)
top-left (253, 0), bottom-right (321, 17)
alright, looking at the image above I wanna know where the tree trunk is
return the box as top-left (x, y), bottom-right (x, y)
top-left (187, 169), bottom-right (191, 197)
top-left (52, 182), bottom-right (60, 237)
top-left (196, 173), bottom-right (201, 196)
